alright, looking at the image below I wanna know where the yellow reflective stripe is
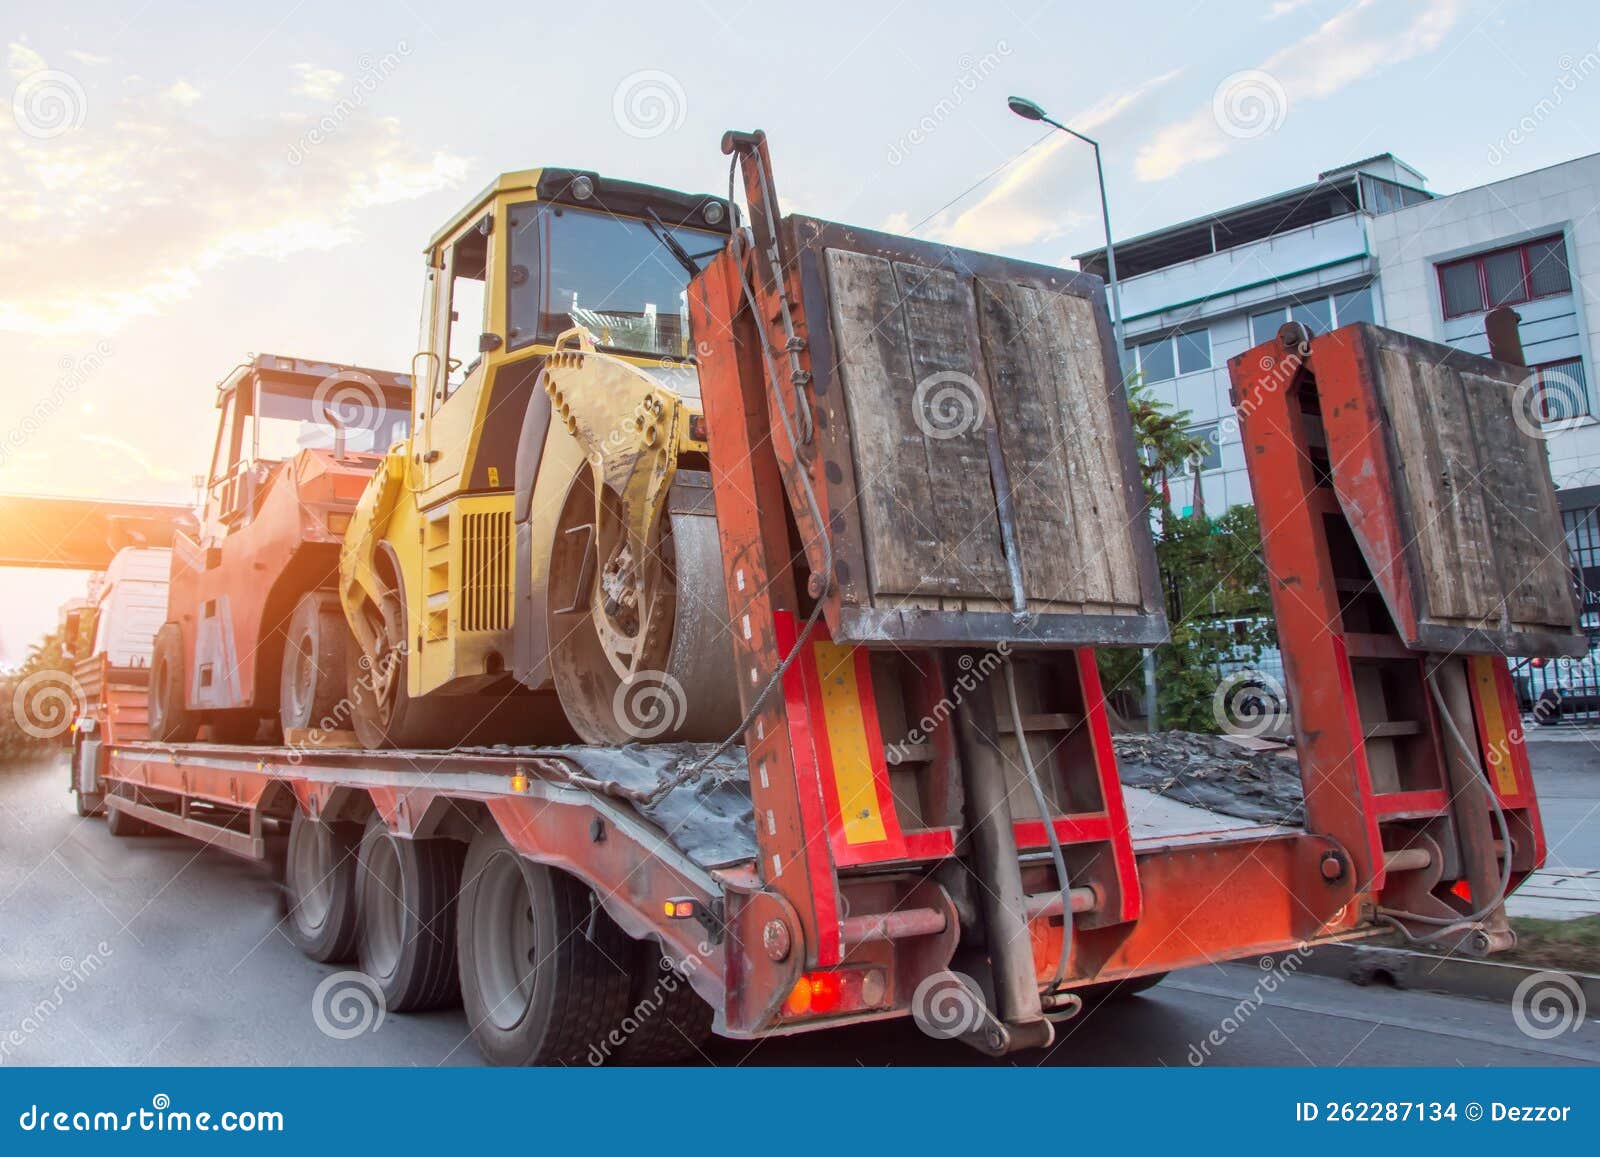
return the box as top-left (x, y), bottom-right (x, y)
top-left (1469, 656), bottom-right (1518, 796)
top-left (813, 641), bottom-right (888, 845)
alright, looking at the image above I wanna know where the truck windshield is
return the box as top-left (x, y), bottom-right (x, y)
top-left (509, 204), bottom-right (724, 359)
top-left (251, 382), bottom-right (412, 461)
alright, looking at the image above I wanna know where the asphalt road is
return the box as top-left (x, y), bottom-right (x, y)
top-left (2, 755), bottom-right (1597, 1068)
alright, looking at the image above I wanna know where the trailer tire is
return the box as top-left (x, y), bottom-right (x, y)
top-left (357, 814), bottom-right (463, 1012)
top-left (280, 593), bottom-right (350, 738)
top-left (148, 623), bottom-right (198, 743)
top-left (283, 810), bottom-right (362, 963)
top-left (1076, 971), bottom-right (1169, 1006)
top-left (105, 800), bottom-right (152, 838)
top-left (457, 830), bottom-right (632, 1066)
top-left (610, 942), bottom-right (715, 1065)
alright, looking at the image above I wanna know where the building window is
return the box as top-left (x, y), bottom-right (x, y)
top-left (1531, 357), bottom-right (1591, 423)
top-left (1250, 286), bottom-right (1375, 345)
top-left (1127, 326), bottom-right (1211, 383)
top-left (1187, 422), bottom-right (1223, 472)
top-left (1176, 329), bottom-right (1212, 375)
top-left (1436, 235), bottom-right (1572, 320)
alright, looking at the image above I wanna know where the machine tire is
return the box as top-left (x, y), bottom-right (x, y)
top-left (148, 623), bottom-right (198, 743)
top-left (105, 799), bottom-right (152, 838)
top-left (279, 593), bottom-right (351, 738)
top-left (356, 814), bottom-right (463, 1012)
top-left (610, 942), bottom-right (715, 1065)
top-left (283, 809), bottom-right (362, 963)
top-left (457, 829), bottom-right (632, 1066)
top-left (347, 584), bottom-right (458, 750)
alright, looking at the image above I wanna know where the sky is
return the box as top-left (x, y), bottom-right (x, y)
top-left (2, 0), bottom-right (1599, 657)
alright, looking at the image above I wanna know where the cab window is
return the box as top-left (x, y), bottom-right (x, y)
top-left (444, 224), bottom-right (489, 399)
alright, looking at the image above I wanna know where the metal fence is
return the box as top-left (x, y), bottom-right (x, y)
top-left (1513, 497), bottom-right (1600, 725)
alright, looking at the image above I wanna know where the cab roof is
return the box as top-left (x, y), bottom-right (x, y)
top-left (425, 166), bottom-right (732, 251)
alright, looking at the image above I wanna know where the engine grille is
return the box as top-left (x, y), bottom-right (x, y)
top-left (460, 510), bottom-right (513, 632)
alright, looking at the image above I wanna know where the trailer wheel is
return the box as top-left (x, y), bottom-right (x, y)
top-left (457, 830), bottom-right (632, 1065)
top-left (279, 593), bottom-right (350, 737)
top-left (356, 814), bottom-right (463, 1011)
top-left (1076, 971), bottom-right (1169, 1006)
top-left (105, 800), bottom-right (152, 837)
top-left (610, 942), bottom-right (715, 1065)
top-left (283, 810), bottom-right (362, 963)
top-left (148, 623), bottom-right (198, 743)
top-left (69, 738), bottom-right (105, 817)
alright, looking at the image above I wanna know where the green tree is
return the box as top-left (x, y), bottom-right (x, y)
top-left (0, 627), bottom-right (75, 765)
top-left (1099, 380), bottom-right (1274, 730)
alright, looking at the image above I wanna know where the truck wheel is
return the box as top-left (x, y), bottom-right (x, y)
top-left (357, 814), bottom-right (463, 1011)
top-left (283, 810), bottom-right (362, 963)
top-left (105, 800), bottom-right (152, 837)
top-left (457, 830), bottom-right (632, 1065)
top-left (148, 623), bottom-right (198, 743)
top-left (280, 593), bottom-right (350, 738)
top-left (610, 943), bottom-right (715, 1065)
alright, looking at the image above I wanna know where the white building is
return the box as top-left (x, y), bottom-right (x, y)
top-left (1075, 151), bottom-right (1599, 522)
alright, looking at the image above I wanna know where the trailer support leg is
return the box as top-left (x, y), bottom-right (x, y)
top-left (949, 653), bottom-right (1052, 1053)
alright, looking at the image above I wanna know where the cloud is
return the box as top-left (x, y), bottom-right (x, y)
top-left (0, 53), bottom-right (467, 335)
top-left (291, 62), bottom-right (345, 102)
top-left (1135, 0), bottom-right (1463, 181)
top-left (66, 49), bottom-right (110, 66)
top-left (1265, 0), bottom-right (1317, 18)
top-left (162, 79), bottom-right (202, 105)
top-left (7, 41), bottom-right (46, 75)
top-left (912, 69), bottom-right (1183, 253)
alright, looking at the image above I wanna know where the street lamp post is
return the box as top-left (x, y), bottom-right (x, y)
top-left (1007, 94), bottom-right (1156, 732)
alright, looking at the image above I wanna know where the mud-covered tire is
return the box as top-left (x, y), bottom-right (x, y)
top-left (356, 814), bottom-right (463, 1012)
top-left (279, 593), bottom-right (351, 737)
top-left (148, 622), bottom-right (197, 743)
top-left (610, 942), bottom-right (715, 1065)
top-left (457, 829), bottom-right (632, 1066)
top-left (283, 810), bottom-right (362, 963)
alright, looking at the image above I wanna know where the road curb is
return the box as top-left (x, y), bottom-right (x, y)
top-left (1287, 942), bottom-right (1600, 1005)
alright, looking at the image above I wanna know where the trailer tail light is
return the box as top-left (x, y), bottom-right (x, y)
top-left (664, 898), bottom-right (697, 919)
top-left (784, 972), bottom-right (842, 1017)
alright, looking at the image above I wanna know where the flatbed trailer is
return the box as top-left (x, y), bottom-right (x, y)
top-left (86, 133), bottom-right (1581, 1063)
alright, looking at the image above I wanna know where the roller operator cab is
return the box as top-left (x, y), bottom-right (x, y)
top-left (148, 356), bottom-right (413, 745)
top-left (339, 169), bottom-right (742, 748)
